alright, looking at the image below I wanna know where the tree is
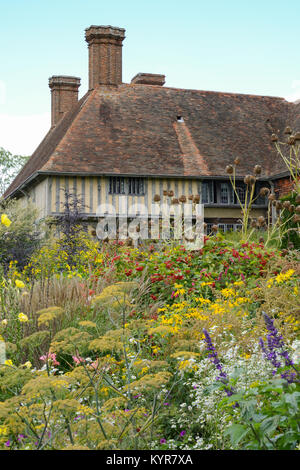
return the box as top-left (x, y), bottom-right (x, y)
top-left (0, 198), bottom-right (43, 272)
top-left (0, 147), bottom-right (29, 195)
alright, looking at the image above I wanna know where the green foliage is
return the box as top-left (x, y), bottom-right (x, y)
top-left (280, 192), bottom-right (300, 250)
top-left (0, 198), bottom-right (44, 271)
top-left (224, 379), bottom-right (300, 449)
top-left (0, 147), bottom-right (29, 196)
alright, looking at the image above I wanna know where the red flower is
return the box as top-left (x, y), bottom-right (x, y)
top-left (150, 294), bottom-right (157, 300)
top-left (125, 269), bottom-right (133, 277)
top-left (136, 265), bottom-right (144, 271)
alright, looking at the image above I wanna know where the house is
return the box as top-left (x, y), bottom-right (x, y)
top-left (3, 25), bottom-right (300, 237)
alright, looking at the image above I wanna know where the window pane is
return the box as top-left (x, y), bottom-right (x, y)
top-left (220, 184), bottom-right (229, 203)
top-left (202, 182), bottom-right (213, 203)
top-left (236, 187), bottom-right (246, 204)
top-left (109, 177), bottom-right (125, 194)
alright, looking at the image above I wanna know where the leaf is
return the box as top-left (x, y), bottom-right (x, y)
top-left (260, 415), bottom-right (280, 436)
top-left (225, 424), bottom-right (250, 446)
top-left (284, 392), bottom-right (300, 414)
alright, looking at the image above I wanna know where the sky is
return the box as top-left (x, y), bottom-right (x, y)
top-left (0, 0), bottom-right (300, 156)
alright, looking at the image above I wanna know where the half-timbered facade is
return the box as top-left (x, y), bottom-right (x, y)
top-left (3, 25), bottom-right (300, 235)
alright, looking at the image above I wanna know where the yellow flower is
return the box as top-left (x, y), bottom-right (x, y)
top-left (24, 361), bottom-right (32, 369)
top-left (18, 312), bottom-right (29, 323)
top-left (4, 359), bottom-right (13, 366)
top-left (15, 279), bottom-right (25, 289)
top-left (1, 214), bottom-right (12, 227)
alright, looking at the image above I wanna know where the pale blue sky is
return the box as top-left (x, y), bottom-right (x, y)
top-left (0, 0), bottom-right (299, 154)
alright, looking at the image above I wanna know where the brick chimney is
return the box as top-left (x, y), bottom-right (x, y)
top-left (85, 25), bottom-right (125, 89)
top-left (131, 73), bottom-right (165, 86)
top-left (49, 75), bottom-right (81, 127)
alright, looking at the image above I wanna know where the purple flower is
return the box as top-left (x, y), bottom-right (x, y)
top-left (180, 430), bottom-right (186, 437)
top-left (203, 329), bottom-right (235, 397)
top-left (4, 440), bottom-right (11, 447)
top-left (160, 438), bottom-right (166, 444)
top-left (260, 313), bottom-right (299, 384)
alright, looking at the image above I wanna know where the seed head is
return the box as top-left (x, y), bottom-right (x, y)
top-left (260, 187), bottom-right (269, 197)
top-left (226, 164), bottom-right (234, 174)
top-left (254, 165), bottom-right (262, 175)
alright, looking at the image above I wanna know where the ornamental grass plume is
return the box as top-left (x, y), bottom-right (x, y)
top-left (259, 312), bottom-right (299, 383)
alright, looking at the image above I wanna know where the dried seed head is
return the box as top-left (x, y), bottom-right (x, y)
top-left (188, 194), bottom-right (194, 201)
top-left (268, 193), bottom-right (276, 201)
top-left (254, 165), bottom-right (262, 175)
top-left (294, 132), bottom-right (300, 141)
top-left (244, 175), bottom-right (252, 185)
top-left (193, 195), bottom-right (200, 204)
top-left (163, 190), bottom-right (168, 196)
top-left (295, 194), bottom-right (300, 204)
top-left (289, 204), bottom-right (295, 212)
top-left (226, 164), bottom-right (234, 174)
top-left (212, 224), bottom-right (218, 233)
top-left (295, 205), bottom-right (300, 213)
top-left (234, 157), bottom-right (240, 165)
top-left (275, 201), bottom-right (283, 210)
top-left (271, 133), bottom-right (278, 142)
top-left (293, 214), bottom-right (300, 223)
top-left (167, 190), bottom-right (174, 197)
top-left (283, 200), bottom-right (291, 209)
top-left (288, 136), bottom-right (295, 145)
top-left (250, 219), bottom-right (257, 228)
top-left (257, 216), bottom-right (266, 227)
top-left (154, 194), bottom-right (161, 202)
top-left (179, 195), bottom-right (187, 203)
top-left (260, 187), bottom-right (270, 197)
top-left (284, 126), bottom-right (292, 135)
top-left (171, 198), bottom-right (179, 205)
top-left (272, 200), bottom-right (277, 207)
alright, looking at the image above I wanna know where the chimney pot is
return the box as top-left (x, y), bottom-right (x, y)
top-left (131, 73), bottom-right (165, 86)
top-left (85, 25), bottom-right (125, 89)
top-left (49, 75), bottom-right (81, 127)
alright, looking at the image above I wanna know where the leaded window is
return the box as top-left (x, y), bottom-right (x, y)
top-left (128, 177), bottom-right (145, 195)
top-left (202, 181), bottom-right (214, 203)
top-left (109, 177), bottom-right (125, 194)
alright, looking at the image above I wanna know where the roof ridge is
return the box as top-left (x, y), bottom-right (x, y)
top-left (126, 82), bottom-right (287, 101)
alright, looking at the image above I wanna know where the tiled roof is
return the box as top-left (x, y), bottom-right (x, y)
top-left (4, 83), bottom-right (299, 198)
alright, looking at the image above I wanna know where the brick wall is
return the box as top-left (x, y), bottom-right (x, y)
top-left (274, 176), bottom-right (295, 197)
